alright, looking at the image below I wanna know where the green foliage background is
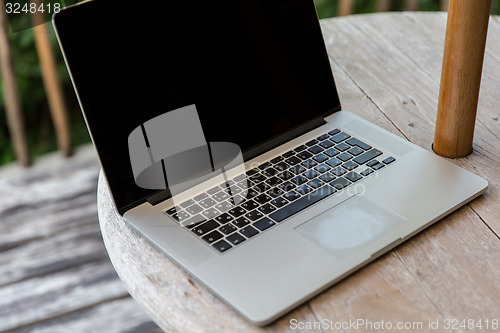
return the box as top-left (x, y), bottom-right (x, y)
top-left (1, 0), bottom-right (499, 165)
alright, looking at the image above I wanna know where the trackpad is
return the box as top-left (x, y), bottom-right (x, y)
top-left (295, 195), bottom-right (407, 260)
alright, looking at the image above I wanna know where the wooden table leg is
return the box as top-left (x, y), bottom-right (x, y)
top-left (433, 0), bottom-right (491, 158)
top-left (0, 0), bottom-right (30, 166)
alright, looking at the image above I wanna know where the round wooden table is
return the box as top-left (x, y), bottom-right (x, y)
top-left (98, 12), bottom-right (500, 332)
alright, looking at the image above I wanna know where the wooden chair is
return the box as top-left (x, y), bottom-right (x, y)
top-left (0, 0), bottom-right (71, 167)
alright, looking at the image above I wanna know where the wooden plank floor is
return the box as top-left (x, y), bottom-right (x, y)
top-left (0, 146), bottom-right (162, 332)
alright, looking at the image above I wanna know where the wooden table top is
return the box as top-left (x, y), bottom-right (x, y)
top-left (98, 12), bottom-right (500, 332)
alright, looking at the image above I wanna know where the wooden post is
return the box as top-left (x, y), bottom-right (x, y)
top-left (0, 0), bottom-right (30, 166)
top-left (31, 2), bottom-right (72, 157)
top-left (433, 0), bottom-right (491, 158)
top-left (377, 0), bottom-right (390, 12)
top-left (338, 0), bottom-right (354, 16)
top-left (406, 0), bottom-right (419, 11)
top-left (440, 0), bottom-right (450, 12)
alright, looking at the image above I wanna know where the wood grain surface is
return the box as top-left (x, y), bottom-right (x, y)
top-left (0, 149), bottom-right (161, 332)
top-left (98, 13), bottom-right (500, 333)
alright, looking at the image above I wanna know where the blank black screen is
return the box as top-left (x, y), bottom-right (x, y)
top-left (55, 0), bottom-right (341, 212)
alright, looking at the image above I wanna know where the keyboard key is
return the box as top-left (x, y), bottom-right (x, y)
top-left (291, 175), bottom-right (308, 185)
top-left (202, 230), bottom-right (223, 244)
top-left (324, 148), bottom-right (340, 157)
top-left (192, 220), bottom-right (219, 236)
top-left (317, 134), bottom-right (329, 141)
top-left (366, 159), bottom-right (380, 167)
top-left (308, 145), bottom-right (324, 154)
top-left (253, 217), bottom-right (276, 231)
top-left (319, 140), bottom-right (335, 149)
top-left (313, 154), bottom-right (328, 163)
top-left (278, 181), bottom-right (296, 191)
top-left (267, 187), bottom-right (284, 198)
top-left (165, 207), bottom-right (177, 215)
top-left (265, 176), bottom-right (283, 187)
top-left (296, 185), bottom-right (313, 195)
top-left (342, 161), bottom-right (358, 171)
top-left (345, 171), bottom-right (363, 183)
top-left (213, 191), bottom-right (230, 202)
top-left (234, 174), bottom-right (246, 182)
top-left (347, 147), bottom-right (364, 156)
top-left (346, 137), bottom-right (372, 150)
top-left (326, 158), bottom-right (342, 167)
top-left (383, 156), bottom-right (396, 164)
top-left (294, 145), bottom-right (307, 153)
top-left (219, 224), bottom-right (237, 235)
top-left (202, 208), bottom-right (220, 219)
top-left (274, 161), bottom-right (289, 171)
top-left (199, 198), bottom-right (217, 209)
top-left (245, 188), bottom-right (260, 199)
top-left (360, 168), bottom-right (374, 176)
top-left (233, 217), bottom-right (251, 228)
top-left (242, 200), bottom-right (259, 210)
top-left (353, 149), bottom-right (383, 165)
top-left (297, 151), bottom-right (313, 160)
top-left (271, 197), bottom-right (288, 208)
top-left (335, 143), bottom-right (350, 151)
top-left (301, 159), bottom-right (317, 168)
top-left (269, 185), bottom-right (336, 222)
top-left (240, 226), bottom-right (259, 238)
top-left (172, 211), bottom-right (190, 222)
top-left (254, 194), bottom-right (272, 205)
top-left (249, 174), bottom-right (266, 183)
top-left (330, 177), bottom-right (351, 190)
top-left (228, 207), bottom-right (246, 218)
top-left (246, 168), bottom-right (259, 176)
top-left (303, 169), bottom-right (319, 179)
top-left (212, 240), bottom-right (232, 253)
top-left (227, 233), bottom-right (246, 245)
top-left (271, 156), bottom-right (284, 164)
top-left (328, 128), bottom-right (341, 136)
top-left (215, 201), bottom-right (233, 212)
top-left (245, 210), bottom-right (264, 221)
top-left (331, 132), bottom-right (351, 143)
top-left (319, 172), bottom-right (335, 182)
top-left (216, 213), bottom-right (233, 224)
top-left (373, 163), bottom-right (385, 170)
top-left (314, 164), bottom-right (330, 173)
top-left (258, 203), bottom-right (276, 214)
top-left (290, 165), bottom-right (307, 175)
top-left (283, 150), bottom-right (295, 158)
top-left (207, 186), bottom-right (221, 195)
top-left (337, 152), bottom-right (353, 162)
top-left (262, 167), bottom-right (278, 177)
top-left (331, 166), bottom-right (347, 177)
top-left (180, 199), bottom-right (195, 208)
top-left (306, 139), bottom-right (319, 147)
top-left (283, 191), bottom-right (301, 201)
top-left (258, 162), bottom-right (272, 170)
top-left (308, 178), bottom-right (324, 189)
top-left (285, 156), bottom-right (301, 166)
top-left (194, 193), bottom-right (209, 202)
top-left (253, 182), bottom-right (270, 194)
top-left (182, 215), bottom-right (206, 229)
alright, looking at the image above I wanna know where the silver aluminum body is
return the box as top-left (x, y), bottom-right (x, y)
top-left (124, 111), bottom-right (488, 325)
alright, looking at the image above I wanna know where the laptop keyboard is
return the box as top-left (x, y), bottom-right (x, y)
top-left (164, 129), bottom-right (396, 254)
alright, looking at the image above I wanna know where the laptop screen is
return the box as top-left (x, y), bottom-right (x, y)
top-left (55, 0), bottom-right (341, 213)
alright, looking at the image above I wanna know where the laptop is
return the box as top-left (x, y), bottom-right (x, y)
top-left (53, 0), bottom-right (488, 325)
